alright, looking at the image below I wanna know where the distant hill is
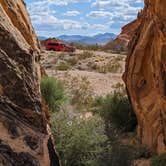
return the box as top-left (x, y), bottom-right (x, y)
top-left (57, 33), bottom-right (116, 45)
top-left (38, 36), bottom-right (47, 40)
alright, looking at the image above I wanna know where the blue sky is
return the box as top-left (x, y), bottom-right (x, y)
top-left (25, 0), bottom-right (144, 37)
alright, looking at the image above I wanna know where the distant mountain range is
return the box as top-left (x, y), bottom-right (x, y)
top-left (38, 36), bottom-right (47, 41)
top-left (38, 33), bottom-right (116, 45)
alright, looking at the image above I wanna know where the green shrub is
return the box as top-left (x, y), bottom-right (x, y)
top-left (93, 91), bottom-right (137, 132)
top-left (56, 62), bottom-right (71, 70)
top-left (70, 42), bottom-right (102, 51)
top-left (103, 145), bottom-right (147, 166)
top-left (51, 111), bottom-right (107, 166)
top-left (41, 76), bottom-right (66, 112)
top-left (150, 153), bottom-right (166, 166)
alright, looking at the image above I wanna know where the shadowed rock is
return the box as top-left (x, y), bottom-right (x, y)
top-left (0, 0), bottom-right (60, 165)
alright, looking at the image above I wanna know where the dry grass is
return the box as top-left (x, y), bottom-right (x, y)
top-left (98, 58), bottom-right (122, 73)
top-left (77, 51), bottom-right (94, 60)
top-left (65, 76), bottom-right (94, 109)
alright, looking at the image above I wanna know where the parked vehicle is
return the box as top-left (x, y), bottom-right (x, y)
top-left (46, 42), bottom-right (76, 52)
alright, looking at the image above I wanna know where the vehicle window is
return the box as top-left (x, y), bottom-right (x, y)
top-left (47, 43), bottom-right (59, 46)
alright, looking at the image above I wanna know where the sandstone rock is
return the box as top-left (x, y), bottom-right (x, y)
top-left (123, 0), bottom-right (166, 154)
top-left (105, 19), bottom-right (140, 52)
top-left (0, 0), bottom-right (60, 165)
top-left (133, 159), bottom-right (150, 166)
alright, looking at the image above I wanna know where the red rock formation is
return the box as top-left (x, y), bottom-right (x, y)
top-left (123, 0), bottom-right (166, 154)
top-left (0, 0), bottom-right (60, 165)
top-left (105, 19), bottom-right (140, 52)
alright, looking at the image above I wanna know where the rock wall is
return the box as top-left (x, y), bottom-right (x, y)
top-left (123, 0), bottom-right (166, 154)
top-left (105, 19), bottom-right (140, 52)
top-left (0, 0), bottom-right (60, 165)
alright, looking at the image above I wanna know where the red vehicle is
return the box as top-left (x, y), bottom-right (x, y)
top-left (46, 42), bottom-right (76, 52)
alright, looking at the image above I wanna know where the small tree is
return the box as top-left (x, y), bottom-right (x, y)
top-left (93, 91), bottom-right (137, 132)
top-left (41, 76), bottom-right (66, 112)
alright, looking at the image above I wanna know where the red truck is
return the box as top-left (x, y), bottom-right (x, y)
top-left (46, 42), bottom-right (76, 52)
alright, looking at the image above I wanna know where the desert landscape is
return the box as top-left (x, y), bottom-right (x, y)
top-left (0, 0), bottom-right (166, 166)
top-left (41, 49), bottom-right (125, 96)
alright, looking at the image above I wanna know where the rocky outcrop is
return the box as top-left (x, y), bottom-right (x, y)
top-left (0, 0), bottom-right (60, 165)
top-left (105, 19), bottom-right (140, 52)
top-left (123, 0), bottom-right (166, 154)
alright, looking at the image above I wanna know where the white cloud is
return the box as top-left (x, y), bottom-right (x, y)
top-left (27, 0), bottom-right (91, 35)
top-left (64, 11), bottom-right (80, 16)
top-left (88, 11), bottom-right (113, 18)
top-left (30, 0), bottom-right (91, 7)
top-left (92, 24), bottom-right (108, 30)
top-left (25, 0), bottom-right (144, 36)
top-left (32, 15), bottom-right (84, 31)
top-left (91, 0), bottom-right (143, 30)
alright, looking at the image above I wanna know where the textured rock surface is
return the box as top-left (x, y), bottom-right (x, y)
top-left (123, 0), bottom-right (166, 154)
top-left (105, 19), bottom-right (140, 52)
top-left (0, 0), bottom-right (60, 165)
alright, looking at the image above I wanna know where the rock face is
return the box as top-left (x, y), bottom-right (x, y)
top-left (123, 0), bottom-right (166, 154)
top-left (105, 19), bottom-right (140, 52)
top-left (0, 0), bottom-right (60, 165)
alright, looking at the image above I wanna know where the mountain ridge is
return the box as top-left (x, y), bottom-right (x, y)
top-left (39, 33), bottom-right (116, 45)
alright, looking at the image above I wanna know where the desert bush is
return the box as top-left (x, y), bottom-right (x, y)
top-left (51, 111), bottom-right (107, 166)
top-left (70, 42), bottom-right (102, 51)
top-left (112, 83), bottom-right (126, 95)
top-left (68, 76), bottom-right (94, 109)
top-left (92, 91), bottom-right (137, 132)
top-left (67, 57), bottom-right (78, 66)
top-left (98, 58), bottom-right (122, 73)
top-left (41, 76), bottom-right (66, 112)
top-left (101, 144), bottom-right (148, 166)
top-left (150, 153), bottom-right (166, 166)
top-left (56, 61), bottom-right (71, 70)
top-left (86, 44), bottom-right (102, 51)
top-left (77, 51), bottom-right (94, 60)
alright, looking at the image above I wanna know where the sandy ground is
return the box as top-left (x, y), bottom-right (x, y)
top-left (41, 49), bottom-right (126, 96)
top-left (47, 69), bottom-right (123, 96)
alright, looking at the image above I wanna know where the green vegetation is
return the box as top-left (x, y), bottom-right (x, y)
top-left (41, 76), bottom-right (66, 112)
top-left (56, 61), bottom-right (71, 70)
top-left (92, 91), bottom-right (137, 132)
top-left (51, 111), bottom-right (107, 166)
top-left (41, 74), bottom-right (141, 166)
top-left (150, 153), bottom-right (166, 166)
top-left (102, 144), bottom-right (148, 166)
top-left (70, 42), bottom-right (102, 51)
